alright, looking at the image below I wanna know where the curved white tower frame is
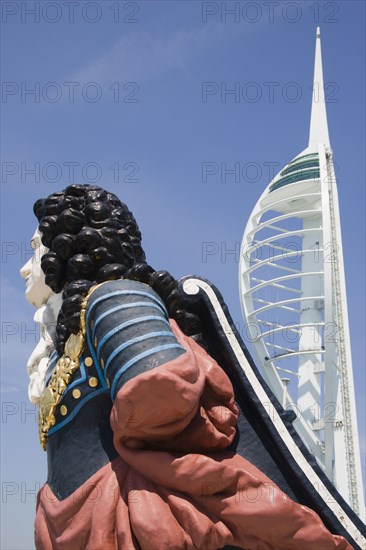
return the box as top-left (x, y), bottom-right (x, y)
top-left (239, 28), bottom-right (365, 519)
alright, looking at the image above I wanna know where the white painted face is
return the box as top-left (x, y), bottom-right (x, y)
top-left (20, 228), bottom-right (54, 308)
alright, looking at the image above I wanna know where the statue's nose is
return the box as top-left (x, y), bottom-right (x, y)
top-left (20, 259), bottom-right (32, 279)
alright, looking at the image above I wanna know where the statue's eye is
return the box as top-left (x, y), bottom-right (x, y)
top-left (31, 238), bottom-right (41, 251)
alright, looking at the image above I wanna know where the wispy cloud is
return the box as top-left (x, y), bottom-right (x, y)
top-left (70, 24), bottom-right (222, 85)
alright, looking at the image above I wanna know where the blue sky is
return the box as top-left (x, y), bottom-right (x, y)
top-left (1, 1), bottom-right (365, 547)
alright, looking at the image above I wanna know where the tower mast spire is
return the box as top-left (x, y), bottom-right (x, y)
top-left (239, 26), bottom-right (366, 520)
top-left (309, 27), bottom-right (330, 149)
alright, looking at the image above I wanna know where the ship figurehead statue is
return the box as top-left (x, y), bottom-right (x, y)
top-left (21, 184), bottom-right (365, 549)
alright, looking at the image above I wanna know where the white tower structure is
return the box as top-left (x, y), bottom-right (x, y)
top-left (239, 28), bottom-right (365, 519)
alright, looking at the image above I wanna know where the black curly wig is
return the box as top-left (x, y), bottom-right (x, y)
top-left (34, 184), bottom-right (202, 356)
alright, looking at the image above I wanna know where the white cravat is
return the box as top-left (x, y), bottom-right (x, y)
top-left (27, 293), bottom-right (62, 404)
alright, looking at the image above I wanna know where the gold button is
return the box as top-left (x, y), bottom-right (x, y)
top-left (60, 405), bottom-right (67, 416)
top-left (72, 389), bottom-right (81, 399)
top-left (101, 358), bottom-right (105, 369)
top-left (89, 377), bottom-right (98, 388)
top-left (84, 357), bottom-right (93, 367)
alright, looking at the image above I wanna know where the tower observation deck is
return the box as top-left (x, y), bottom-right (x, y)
top-left (239, 28), bottom-right (365, 519)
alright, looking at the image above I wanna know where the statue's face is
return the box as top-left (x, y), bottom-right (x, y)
top-left (20, 228), bottom-right (53, 308)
